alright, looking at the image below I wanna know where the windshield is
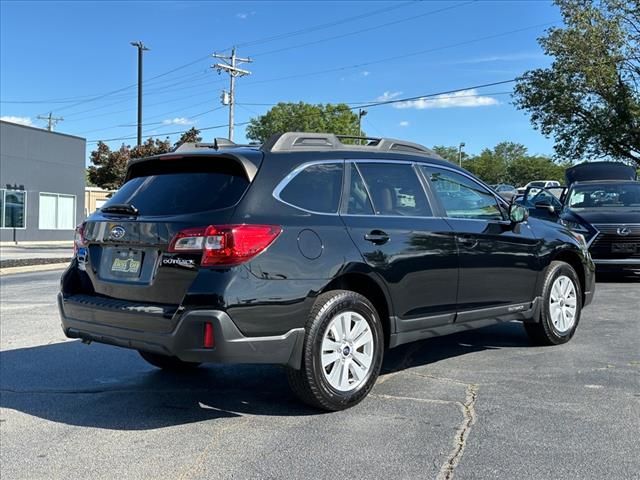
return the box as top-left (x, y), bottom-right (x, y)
top-left (567, 183), bottom-right (640, 209)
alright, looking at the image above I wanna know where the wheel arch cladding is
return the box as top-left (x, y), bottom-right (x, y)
top-left (321, 273), bottom-right (392, 348)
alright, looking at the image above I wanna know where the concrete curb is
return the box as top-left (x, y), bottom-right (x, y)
top-left (0, 263), bottom-right (69, 276)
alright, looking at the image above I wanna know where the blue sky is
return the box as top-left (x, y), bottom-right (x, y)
top-left (0, 0), bottom-right (560, 160)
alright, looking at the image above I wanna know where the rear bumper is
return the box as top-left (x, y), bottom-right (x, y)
top-left (58, 293), bottom-right (305, 368)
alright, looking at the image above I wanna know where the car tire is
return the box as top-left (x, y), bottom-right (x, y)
top-left (524, 261), bottom-right (582, 345)
top-left (138, 351), bottom-right (201, 371)
top-left (287, 290), bottom-right (384, 411)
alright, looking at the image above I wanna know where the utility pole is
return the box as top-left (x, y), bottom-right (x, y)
top-left (37, 112), bottom-right (63, 131)
top-left (130, 41), bottom-right (150, 146)
top-left (212, 47), bottom-right (252, 141)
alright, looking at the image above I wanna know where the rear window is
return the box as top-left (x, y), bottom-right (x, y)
top-left (103, 159), bottom-right (250, 216)
top-left (278, 163), bottom-right (343, 213)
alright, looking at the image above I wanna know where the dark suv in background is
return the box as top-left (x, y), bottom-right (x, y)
top-left (524, 162), bottom-right (640, 275)
top-left (59, 132), bottom-right (595, 410)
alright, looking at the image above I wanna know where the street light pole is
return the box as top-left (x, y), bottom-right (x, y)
top-left (130, 41), bottom-right (149, 147)
top-left (458, 142), bottom-right (466, 167)
top-left (358, 109), bottom-right (367, 144)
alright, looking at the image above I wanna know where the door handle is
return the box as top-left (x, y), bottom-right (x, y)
top-left (364, 230), bottom-right (390, 245)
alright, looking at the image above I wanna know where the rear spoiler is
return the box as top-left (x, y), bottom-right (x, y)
top-left (125, 151), bottom-right (262, 183)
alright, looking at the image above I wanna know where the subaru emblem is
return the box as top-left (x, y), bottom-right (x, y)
top-left (617, 227), bottom-right (631, 236)
top-left (109, 225), bottom-right (126, 240)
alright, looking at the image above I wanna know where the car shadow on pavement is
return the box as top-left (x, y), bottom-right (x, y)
top-left (0, 322), bottom-right (530, 430)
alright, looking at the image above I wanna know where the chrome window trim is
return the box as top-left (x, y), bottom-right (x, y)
top-left (272, 160), bottom-right (344, 216)
top-left (418, 163), bottom-right (509, 220)
top-left (272, 157), bottom-right (506, 219)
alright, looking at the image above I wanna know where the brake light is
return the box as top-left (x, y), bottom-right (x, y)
top-left (168, 224), bottom-right (282, 266)
top-left (74, 223), bottom-right (87, 255)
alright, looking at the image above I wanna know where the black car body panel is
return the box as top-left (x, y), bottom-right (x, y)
top-left (59, 133), bottom-right (595, 367)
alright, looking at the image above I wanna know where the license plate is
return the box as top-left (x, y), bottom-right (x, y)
top-left (611, 243), bottom-right (637, 253)
top-left (110, 250), bottom-right (143, 277)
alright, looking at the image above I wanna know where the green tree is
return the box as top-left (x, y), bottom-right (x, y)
top-left (245, 102), bottom-right (361, 143)
top-left (513, 0), bottom-right (639, 165)
top-left (431, 145), bottom-right (469, 164)
top-left (505, 155), bottom-right (568, 185)
top-left (461, 141), bottom-right (569, 186)
top-left (130, 137), bottom-right (172, 159)
top-left (174, 127), bottom-right (202, 146)
top-left (87, 142), bottom-right (131, 190)
top-left (87, 128), bottom-right (203, 189)
top-left (462, 142), bottom-right (527, 184)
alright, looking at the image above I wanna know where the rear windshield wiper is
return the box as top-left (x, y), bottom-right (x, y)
top-left (100, 203), bottom-right (139, 216)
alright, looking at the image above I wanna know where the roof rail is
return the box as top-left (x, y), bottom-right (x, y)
top-left (261, 132), bottom-right (437, 157)
top-left (173, 138), bottom-right (237, 152)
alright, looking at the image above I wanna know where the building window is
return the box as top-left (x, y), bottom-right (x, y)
top-left (0, 189), bottom-right (27, 229)
top-left (39, 193), bottom-right (76, 230)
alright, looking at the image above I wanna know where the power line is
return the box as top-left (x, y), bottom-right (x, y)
top-left (86, 79), bottom-right (518, 144)
top-left (251, 1), bottom-right (476, 58)
top-left (244, 21), bottom-right (556, 87)
top-left (7, 3), bottom-right (417, 110)
top-left (232, 1), bottom-right (418, 49)
top-left (64, 19), bottom-right (553, 126)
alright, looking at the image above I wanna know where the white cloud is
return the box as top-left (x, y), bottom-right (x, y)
top-left (361, 71), bottom-right (370, 77)
top-left (375, 91), bottom-right (403, 102)
top-left (1, 116), bottom-right (33, 126)
top-left (236, 11), bottom-right (255, 19)
top-left (399, 121), bottom-right (410, 127)
top-left (162, 117), bottom-right (193, 125)
top-left (393, 89), bottom-right (499, 110)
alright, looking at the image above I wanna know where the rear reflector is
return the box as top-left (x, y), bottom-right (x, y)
top-left (203, 322), bottom-right (215, 348)
top-left (168, 224), bottom-right (282, 266)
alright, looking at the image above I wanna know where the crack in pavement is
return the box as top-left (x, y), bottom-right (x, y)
top-left (436, 383), bottom-right (478, 480)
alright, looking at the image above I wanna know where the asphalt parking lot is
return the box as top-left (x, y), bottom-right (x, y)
top-left (1, 270), bottom-right (638, 480)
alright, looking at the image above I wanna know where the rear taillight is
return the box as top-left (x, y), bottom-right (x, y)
top-left (74, 223), bottom-right (87, 255)
top-left (168, 224), bottom-right (282, 266)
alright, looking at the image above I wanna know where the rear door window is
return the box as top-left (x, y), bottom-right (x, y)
top-left (278, 162), bottom-right (344, 213)
top-left (356, 163), bottom-right (432, 216)
top-left (103, 159), bottom-right (250, 216)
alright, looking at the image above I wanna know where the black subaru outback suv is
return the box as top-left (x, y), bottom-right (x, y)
top-left (59, 132), bottom-right (595, 411)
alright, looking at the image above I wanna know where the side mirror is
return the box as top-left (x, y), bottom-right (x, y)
top-left (534, 201), bottom-right (556, 214)
top-left (509, 203), bottom-right (529, 224)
